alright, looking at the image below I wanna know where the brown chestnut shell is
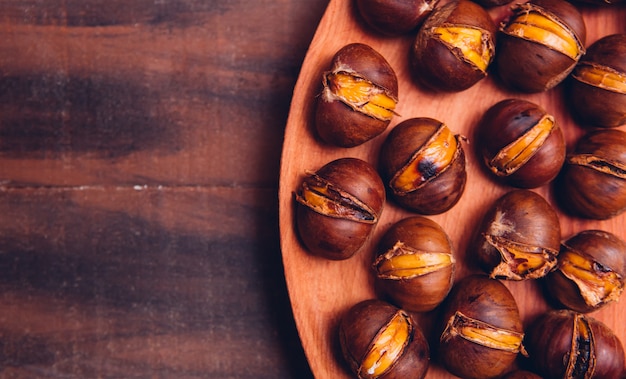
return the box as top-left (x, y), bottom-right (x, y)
top-left (295, 157), bottom-right (385, 260)
top-left (339, 299), bottom-right (430, 379)
top-left (473, 189), bottom-right (561, 280)
top-left (569, 34), bottom-right (626, 128)
top-left (355, 0), bottom-right (438, 36)
top-left (526, 309), bottom-right (625, 379)
top-left (476, 98), bottom-right (566, 188)
top-left (411, 0), bottom-right (497, 92)
top-left (438, 274), bottom-right (525, 379)
top-left (315, 43), bottom-right (398, 147)
top-left (557, 129), bottom-right (626, 220)
top-left (545, 230), bottom-right (626, 313)
top-left (373, 216), bottom-right (455, 312)
top-left (379, 117), bottom-right (467, 215)
top-left (496, 0), bottom-right (586, 93)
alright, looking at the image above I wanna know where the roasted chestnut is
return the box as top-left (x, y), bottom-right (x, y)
top-left (373, 216), bottom-right (455, 312)
top-left (569, 34), bottom-right (626, 128)
top-left (557, 129), bottom-right (626, 220)
top-left (379, 117), bottom-right (466, 214)
top-left (295, 157), bottom-right (385, 260)
top-left (355, 0), bottom-right (437, 36)
top-left (411, 0), bottom-right (496, 92)
top-left (315, 43), bottom-right (398, 147)
top-left (502, 370), bottom-right (542, 379)
top-left (526, 309), bottom-right (625, 379)
top-left (473, 189), bottom-right (561, 280)
top-left (338, 299), bottom-right (430, 379)
top-left (496, 0), bottom-right (586, 93)
top-left (438, 274), bottom-right (526, 379)
top-left (472, 0), bottom-right (514, 7)
top-left (476, 98), bottom-right (566, 188)
top-left (545, 230), bottom-right (626, 313)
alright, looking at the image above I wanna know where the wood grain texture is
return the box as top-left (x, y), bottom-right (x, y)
top-left (279, 1), bottom-right (626, 378)
top-left (0, 0), bottom-right (328, 377)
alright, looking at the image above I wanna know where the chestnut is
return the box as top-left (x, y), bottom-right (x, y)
top-left (315, 43), bottom-right (398, 147)
top-left (355, 0), bottom-right (438, 36)
top-left (476, 98), bottom-right (566, 188)
top-left (295, 157), bottom-right (385, 260)
top-left (338, 299), bottom-right (430, 379)
top-left (502, 370), bottom-right (542, 379)
top-left (569, 34), bottom-right (626, 128)
top-left (496, 0), bottom-right (586, 93)
top-left (379, 117), bottom-right (466, 214)
top-left (557, 129), bottom-right (626, 219)
top-left (373, 216), bottom-right (455, 312)
top-left (526, 309), bottom-right (625, 379)
top-left (438, 275), bottom-right (526, 379)
top-left (410, 0), bottom-right (496, 92)
top-left (545, 230), bottom-right (626, 313)
top-left (473, 189), bottom-right (561, 280)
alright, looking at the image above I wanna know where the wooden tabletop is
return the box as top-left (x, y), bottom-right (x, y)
top-left (0, 1), bottom-right (328, 377)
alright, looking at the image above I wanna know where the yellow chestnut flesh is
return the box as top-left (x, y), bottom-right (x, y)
top-left (489, 114), bottom-right (555, 176)
top-left (297, 178), bottom-right (377, 223)
top-left (326, 71), bottom-right (397, 121)
top-left (484, 234), bottom-right (558, 279)
top-left (504, 11), bottom-right (582, 60)
top-left (391, 124), bottom-right (457, 193)
top-left (376, 241), bottom-right (455, 279)
top-left (442, 311), bottom-right (525, 353)
top-left (434, 26), bottom-right (492, 71)
top-left (558, 249), bottom-right (624, 308)
top-left (359, 311), bottom-right (411, 379)
top-left (573, 64), bottom-right (626, 94)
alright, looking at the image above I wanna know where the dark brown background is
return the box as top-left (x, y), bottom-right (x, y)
top-left (0, 1), bottom-right (329, 377)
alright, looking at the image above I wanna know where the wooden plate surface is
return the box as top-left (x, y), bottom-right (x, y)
top-left (279, 1), bottom-right (626, 377)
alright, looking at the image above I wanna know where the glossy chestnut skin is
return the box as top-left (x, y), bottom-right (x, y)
top-left (526, 310), bottom-right (625, 379)
top-left (557, 129), bottom-right (626, 220)
top-left (545, 230), bottom-right (626, 313)
top-left (379, 117), bottom-right (466, 214)
top-left (473, 190), bottom-right (561, 280)
top-left (476, 98), bottom-right (566, 188)
top-left (411, 0), bottom-right (496, 92)
top-left (295, 158), bottom-right (385, 260)
top-left (316, 43), bottom-right (398, 147)
top-left (438, 274), bottom-right (525, 379)
top-left (502, 370), bottom-right (542, 379)
top-left (496, 0), bottom-right (586, 93)
top-left (339, 299), bottom-right (430, 379)
top-left (355, 0), bottom-right (438, 36)
top-left (569, 34), bottom-right (626, 128)
top-left (373, 216), bottom-right (455, 312)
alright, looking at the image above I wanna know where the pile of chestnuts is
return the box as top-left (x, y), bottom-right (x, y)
top-left (291, 0), bottom-right (626, 377)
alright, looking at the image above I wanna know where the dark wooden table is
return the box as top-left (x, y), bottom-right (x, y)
top-left (0, 1), bottom-right (329, 377)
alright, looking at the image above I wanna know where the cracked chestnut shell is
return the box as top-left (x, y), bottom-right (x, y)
top-left (339, 299), bottom-right (430, 379)
top-left (473, 189), bottom-right (561, 280)
top-left (379, 117), bottom-right (466, 215)
top-left (373, 216), bottom-right (455, 312)
top-left (355, 0), bottom-right (438, 36)
top-left (569, 34), bottom-right (626, 128)
top-left (545, 230), bottom-right (626, 313)
top-left (526, 310), bottom-right (625, 379)
top-left (476, 98), bottom-right (566, 188)
top-left (438, 274), bottom-right (526, 379)
top-left (295, 158), bottom-right (385, 260)
top-left (496, 0), bottom-right (586, 93)
top-left (411, 0), bottom-right (496, 92)
top-left (557, 129), bottom-right (626, 220)
top-left (315, 43), bottom-right (398, 147)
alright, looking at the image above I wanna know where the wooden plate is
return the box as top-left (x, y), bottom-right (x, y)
top-left (279, 1), bottom-right (626, 377)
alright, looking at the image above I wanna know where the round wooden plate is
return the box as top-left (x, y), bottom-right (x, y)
top-left (279, 1), bottom-right (626, 377)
